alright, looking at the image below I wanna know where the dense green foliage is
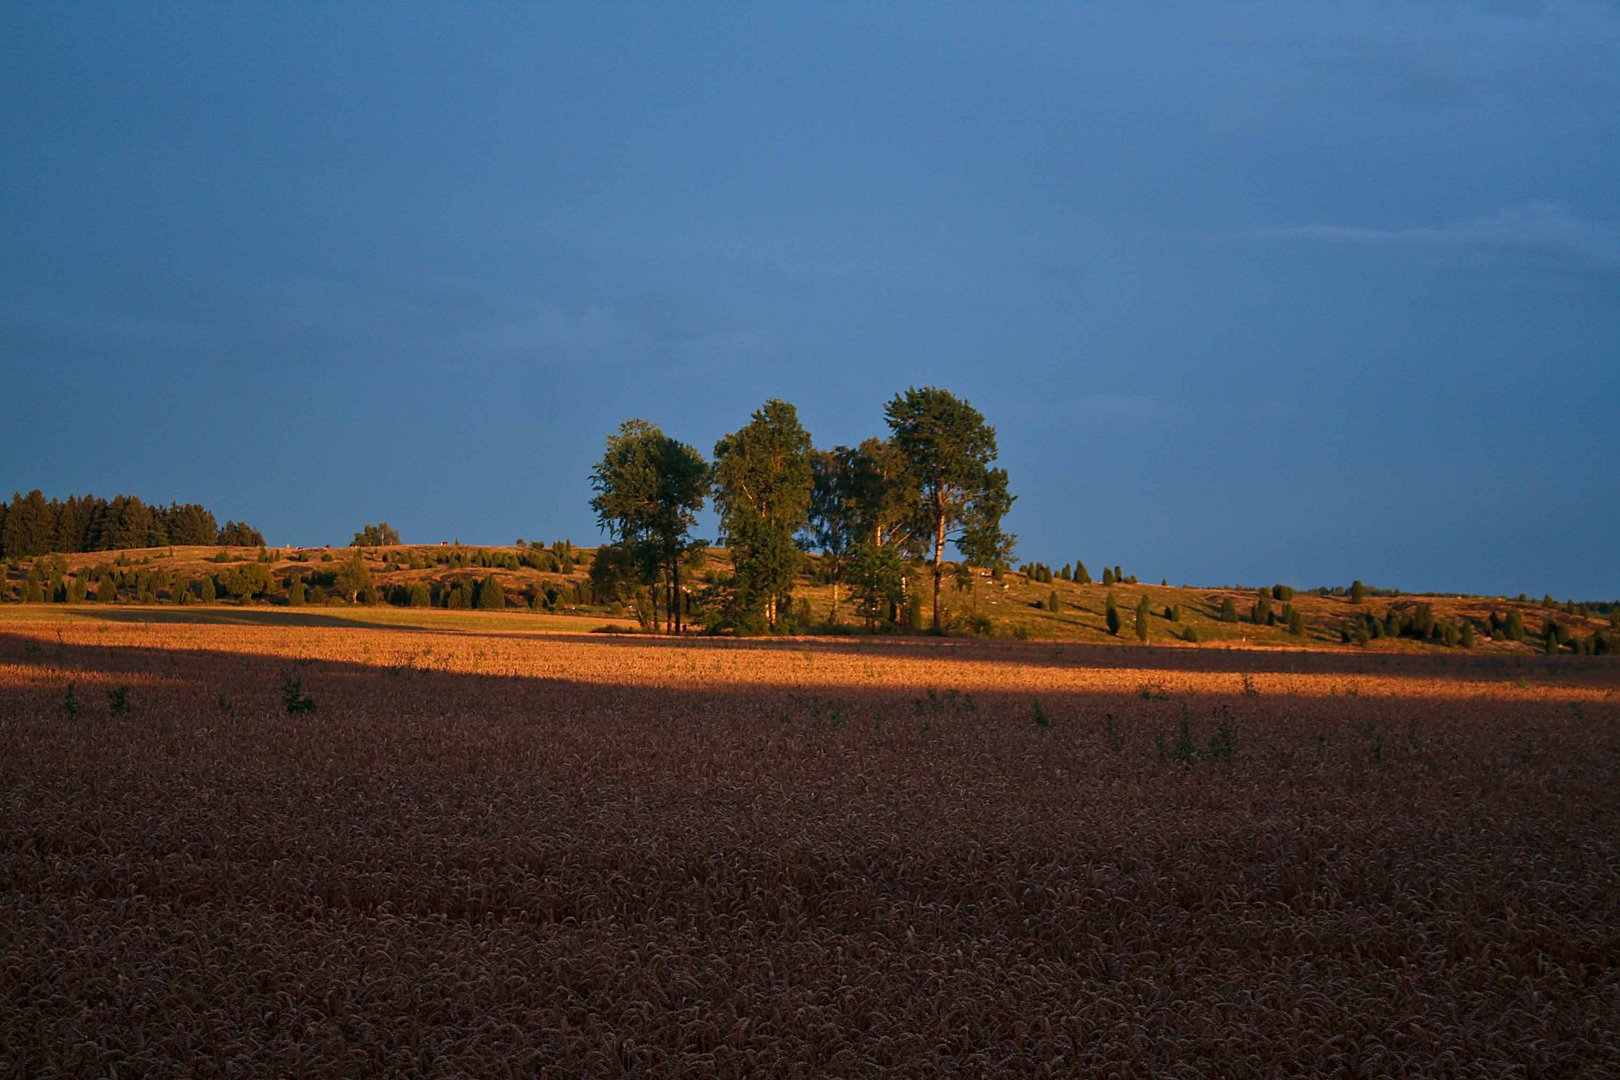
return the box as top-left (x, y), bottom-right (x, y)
top-left (590, 419), bottom-right (711, 635)
top-left (713, 400), bottom-right (814, 632)
top-left (884, 387), bottom-right (1015, 631)
top-left (352, 522), bottom-right (401, 547)
top-left (0, 490), bottom-right (262, 558)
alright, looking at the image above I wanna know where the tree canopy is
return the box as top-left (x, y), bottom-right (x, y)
top-left (0, 490), bottom-right (261, 558)
top-left (353, 522), bottom-right (401, 547)
top-left (883, 387), bottom-right (1015, 631)
top-left (713, 399), bottom-right (813, 631)
top-left (589, 419), bottom-right (710, 634)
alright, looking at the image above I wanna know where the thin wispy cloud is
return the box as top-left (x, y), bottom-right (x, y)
top-left (1254, 203), bottom-right (1620, 269)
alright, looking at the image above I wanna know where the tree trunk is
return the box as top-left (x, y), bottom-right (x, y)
top-left (931, 504), bottom-right (946, 632)
top-left (670, 558), bottom-right (680, 635)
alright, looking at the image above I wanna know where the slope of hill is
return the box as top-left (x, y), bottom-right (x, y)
top-left (2, 543), bottom-right (1614, 654)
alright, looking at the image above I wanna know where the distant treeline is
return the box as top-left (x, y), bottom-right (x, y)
top-left (0, 490), bottom-right (264, 559)
top-left (1310, 579), bottom-right (1615, 616)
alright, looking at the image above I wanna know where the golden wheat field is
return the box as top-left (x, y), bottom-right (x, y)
top-left (2, 607), bottom-right (1618, 1076)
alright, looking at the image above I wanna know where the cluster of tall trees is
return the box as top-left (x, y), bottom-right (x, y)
top-left (0, 490), bottom-right (264, 559)
top-left (589, 387), bottom-right (1014, 635)
top-left (351, 522), bottom-right (401, 547)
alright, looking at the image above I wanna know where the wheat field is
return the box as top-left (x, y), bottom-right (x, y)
top-left (2, 608), bottom-right (1617, 1075)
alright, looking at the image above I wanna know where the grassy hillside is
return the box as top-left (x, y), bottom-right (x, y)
top-left (5, 542), bottom-right (1613, 655)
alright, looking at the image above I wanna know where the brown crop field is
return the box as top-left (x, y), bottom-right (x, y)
top-left (3, 607), bottom-right (1618, 1075)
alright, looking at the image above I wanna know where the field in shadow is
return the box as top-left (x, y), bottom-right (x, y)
top-left (2, 622), bottom-right (1617, 1075)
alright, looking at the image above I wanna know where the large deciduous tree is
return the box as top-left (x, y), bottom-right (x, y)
top-left (352, 522), bottom-right (401, 547)
top-left (805, 438), bottom-right (916, 626)
top-left (590, 419), bottom-right (710, 635)
top-left (713, 399), bottom-right (813, 632)
top-left (883, 387), bottom-right (1015, 631)
top-left (804, 449), bottom-right (858, 622)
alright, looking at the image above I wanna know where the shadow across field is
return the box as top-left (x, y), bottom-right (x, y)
top-left (2, 627), bottom-right (1616, 707)
top-left (36, 606), bottom-right (634, 637)
top-left (21, 606), bottom-right (1615, 686)
top-left (57, 607), bottom-right (446, 634)
top-left (4, 630), bottom-right (1619, 1077)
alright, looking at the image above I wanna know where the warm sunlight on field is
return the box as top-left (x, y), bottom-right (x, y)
top-left (3, 608), bottom-right (1618, 1074)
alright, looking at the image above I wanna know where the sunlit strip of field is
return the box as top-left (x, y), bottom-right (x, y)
top-left (0, 610), bottom-right (1615, 703)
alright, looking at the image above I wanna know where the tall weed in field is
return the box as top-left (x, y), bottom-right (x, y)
top-left (281, 672), bottom-right (317, 715)
top-left (1171, 704), bottom-right (1198, 762)
top-left (1104, 712), bottom-right (1122, 752)
top-left (1364, 723), bottom-right (1383, 761)
top-left (1207, 706), bottom-right (1238, 760)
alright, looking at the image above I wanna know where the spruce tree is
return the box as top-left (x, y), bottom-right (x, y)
top-left (477, 575), bottom-right (505, 610)
top-left (1219, 597), bottom-right (1238, 622)
top-left (199, 577), bottom-right (215, 603)
top-left (1076, 561), bottom-right (1091, 585)
top-left (1101, 567), bottom-right (1114, 587)
top-left (3, 491), bottom-right (54, 558)
top-left (1350, 579), bottom-right (1366, 604)
top-left (1105, 592), bottom-right (1121, 635)
top-left (1048, 589), bottom-right (1060, 614)
top-left (1135, 594), bottom-right (1151, 642)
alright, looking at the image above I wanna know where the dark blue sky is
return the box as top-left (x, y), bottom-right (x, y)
top-left (4, 4), bottom-right (1616, 597)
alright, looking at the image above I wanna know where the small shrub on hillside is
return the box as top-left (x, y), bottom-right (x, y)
top-left (961, 612), bottom-right (996, 637)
